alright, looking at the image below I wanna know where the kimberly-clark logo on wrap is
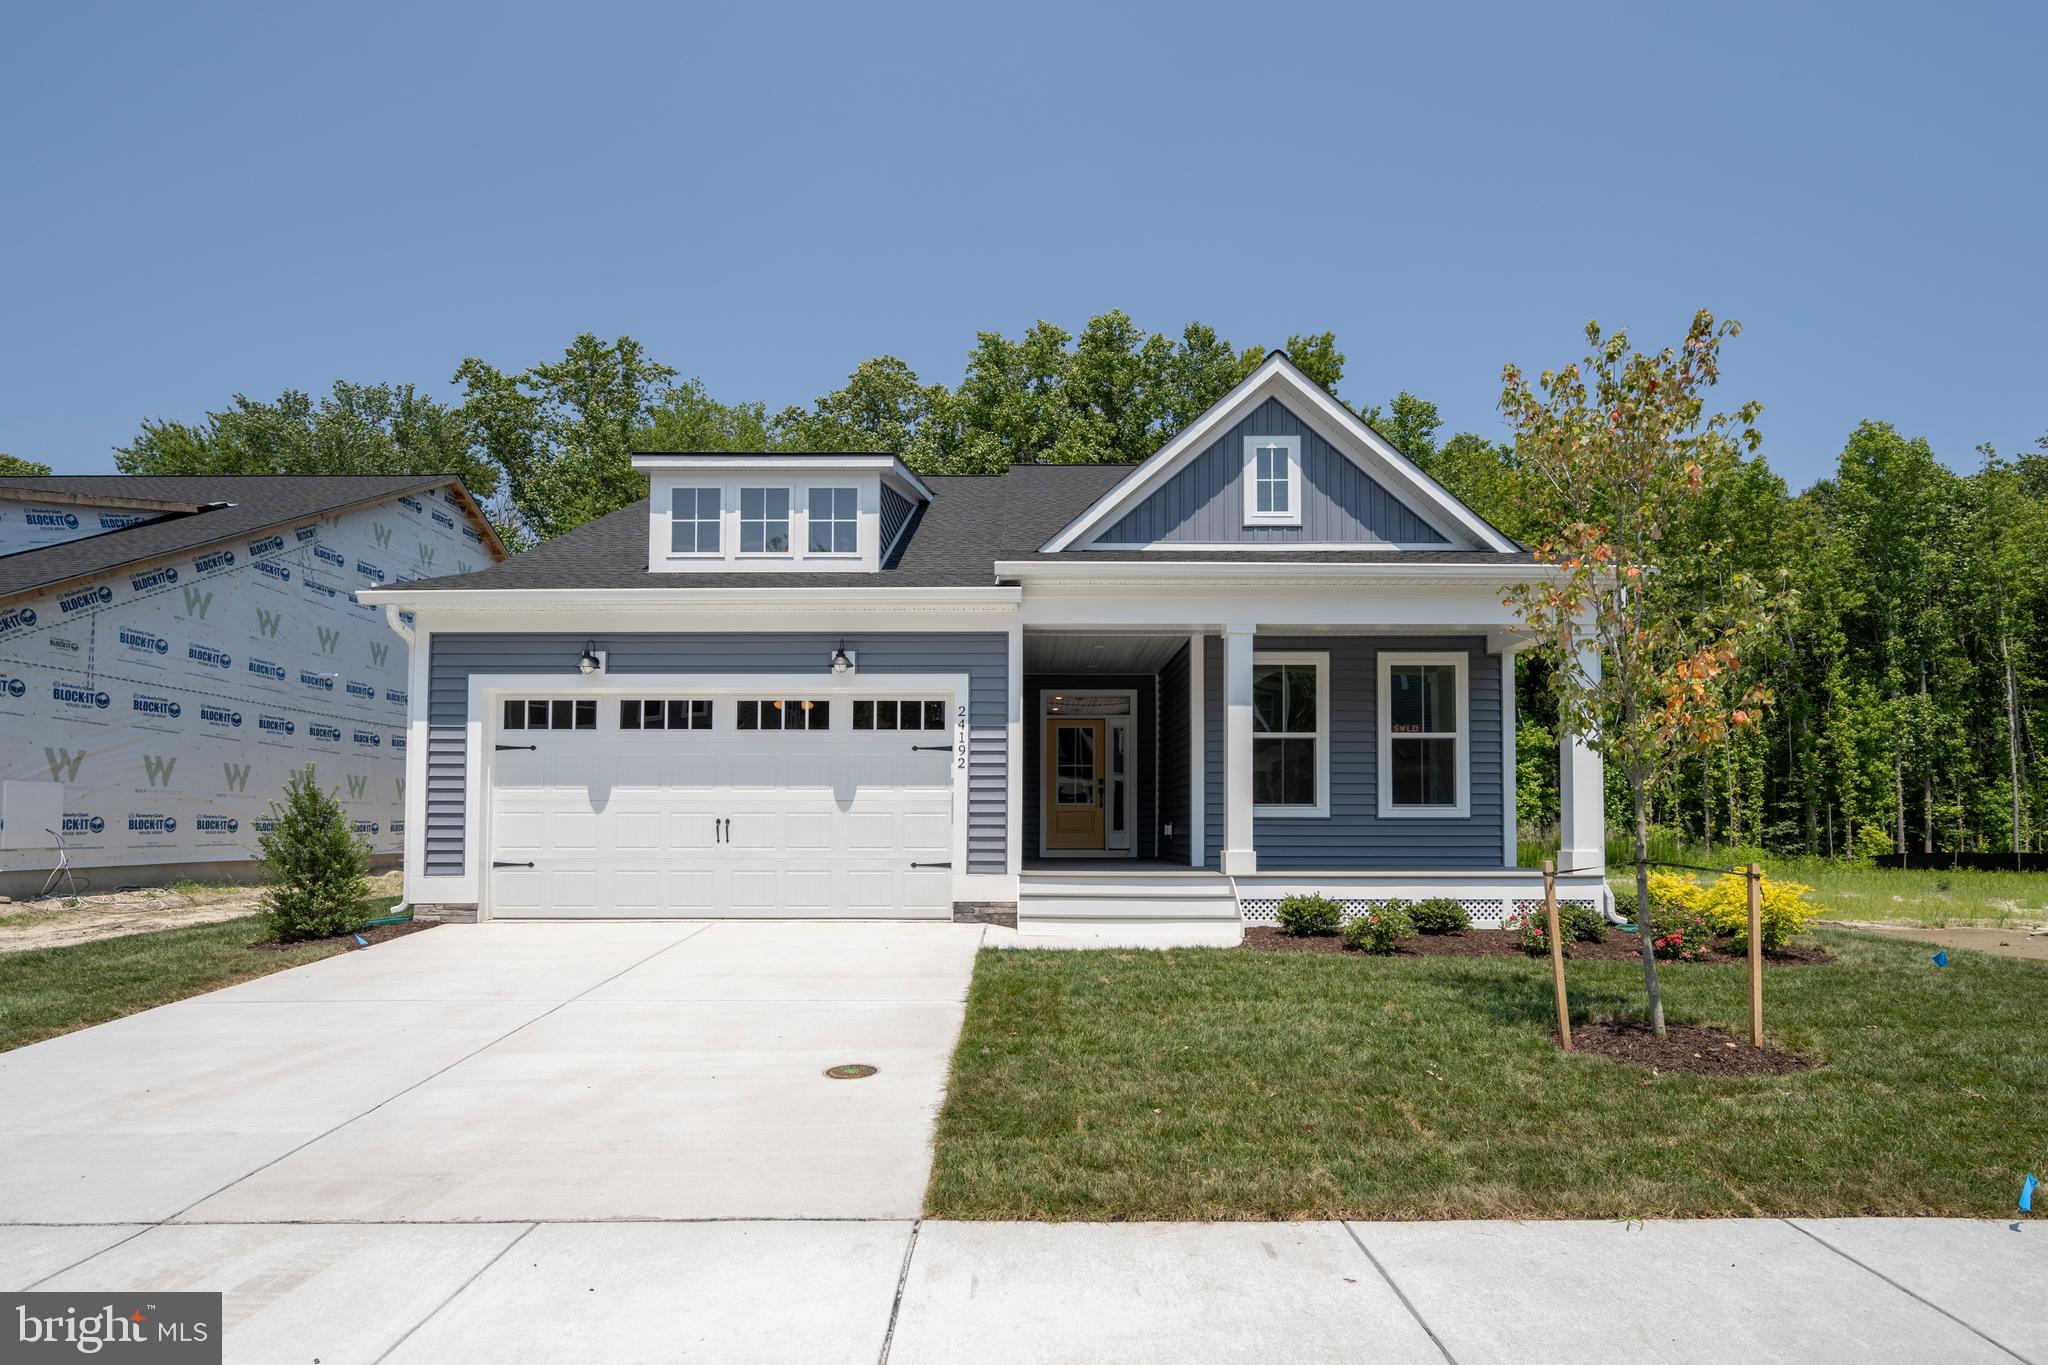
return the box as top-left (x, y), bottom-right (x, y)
top-left (352, 729), bottom-right (382, 747)
top-left (392, 733), bottom-right (406, 750)
top-left (248, 658), bottom-right (287, 681)
top-left (353, 820), bottom-right (381, 835)
top-left (99, 511), bottom-right (146, 529)
top-left (62, 812), bottom-right (106, 835)
top-left (257, 714), bottom-right (295, 736)
top-left (346, 679), bottom-right (377, 700)
top-left (355, 558), bottom-right (385, 583)
top-left (247, 533), bottom-right (284, 556)
top-left (25, 508), bottom-right (81, 530)
top-left (304, 578), bottom-right (340, 600)
top-left (131, 694), bottom-right (182, 720)
top-left (0, 606), bottom-right (39, 635)
top-left (52, 683), bottom-right (112, 710)
top-left (431, 507), bottom-right (455, 529)
top-left (127, 813), bottom-right (177, 834)
top-left (119, 627), bottom-right (170, 656)
top-left (399, 494), bottom-right (423, 513)
top-left (308, 722), bottom-right (341, 742)
top-left (385, 687), bottom-right (407, 705)
top-left (253, 559), bottom-right (291, 582)
top-left (294, 522), bottom-right (318, 542)
top-left (195, 815), bottom-right (239, 834)
top-left (57, 584), bottom-right (113, 614)
top-left (192, 548), bottom-right (235, 573)
top-left (199, 704), bottom-right (242, 728)
top-left (187, 643), bottom-right (233, 669)
top-left (252, 816), bottom-right (279, 833)
top-left (129, 564), bottom-right (179, 591)
top-left (313, 544), bottom-right (344, 568)
top-left (300, 669), bottom-right (335, 690)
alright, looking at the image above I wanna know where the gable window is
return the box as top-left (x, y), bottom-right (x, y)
top-left (1252, 651), bottom-right (1329, 816)
top-left (670, 487), bottom-right (721, 554)
top-left (502, 697), bottom-right (596, 731)
top-left (807, 487), bottom-right (858, 554)
top-left (1243, 435), bottom-right (1302, 527)
top-left (739, 487), bottom-right (791, 554)
top-left (1378, 652), bottom-right (1469, 818)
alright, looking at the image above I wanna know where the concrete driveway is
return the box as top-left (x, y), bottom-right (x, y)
top-left (0, 920), bottom-right (986, 1225)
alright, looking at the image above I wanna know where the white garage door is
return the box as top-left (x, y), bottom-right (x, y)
top-left (486, 693), bottom-right (956, 919)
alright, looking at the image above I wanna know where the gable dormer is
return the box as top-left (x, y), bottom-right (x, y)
top-left (1040, 352), bottom-right (1518, 555)
top-left (634, 453), bottom-right (931, 575)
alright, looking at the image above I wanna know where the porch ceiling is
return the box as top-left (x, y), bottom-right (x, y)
top-left (1024, 631), bottom-right (1188, 675)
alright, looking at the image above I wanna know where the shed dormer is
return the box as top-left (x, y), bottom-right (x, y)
top-left (633, 453), bottom-right (931, 575)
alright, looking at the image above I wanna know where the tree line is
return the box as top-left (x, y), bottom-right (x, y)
top-left (102, 313), bottom-right (2048, 859)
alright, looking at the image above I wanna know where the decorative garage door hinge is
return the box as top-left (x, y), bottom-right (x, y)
top-left (909, 744), bottom-right (951, 752)
top-left (910, 861), bottom-right (952, 869)
top-left (492, 860), bottom-right (534, 868)
top-left (495, 743), bottom-right (536, 751)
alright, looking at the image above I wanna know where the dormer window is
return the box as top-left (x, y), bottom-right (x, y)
top-left (808, 487), bottom-right (858, 554)
top-left (739, 487), bottom-right (791, 554)
top-left (1243, 435), bottom-right (1301, 526)
top-left (670, 487), bottom-right (721, 554)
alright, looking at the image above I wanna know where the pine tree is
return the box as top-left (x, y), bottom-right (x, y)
top-left (257, 766), bottom-right (374, 942)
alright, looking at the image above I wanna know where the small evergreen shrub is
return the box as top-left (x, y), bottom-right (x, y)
top-left (1276, 893), bottom-right (1343, 936)
top-left (1409, 898), bottom-right (1470, 935)
top-left (1559, 903), bottom-right (1608, 943)
top-left (1701, 875), bottom-right (1822, 954)
top-left (257, 766), bottom-right (374, 942)
top-left (1342, 900), bottom-right (1412, 954)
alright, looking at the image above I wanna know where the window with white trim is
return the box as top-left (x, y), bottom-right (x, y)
top-left (1242, 435), bottom-right (1301, 526)
top-left (739, 487), bottom-right (791, 553)
top-left (502, 698), bottom-right (596, 731)
top-left (807, 487), bottom-right (858, 554)
top-left (737, 698), bottom-right (829, 730)
top-left (1379, 652), bottom-right (1469, 817)
top-left (619, 698), bottom-right (712, 730)
top-left (1252, 651), bottom-right (1328, 815)
top-left (853, 698), bottom-right (944, 731)
top-left (669, 487), bottom-right (720, 553)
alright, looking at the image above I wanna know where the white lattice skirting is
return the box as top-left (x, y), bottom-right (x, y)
top-left (1238, 895), bottom-right (1599, 930)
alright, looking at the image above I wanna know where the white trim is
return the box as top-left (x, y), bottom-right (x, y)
top-left (400, 618), bottom-right (431, 905)
top-left (1083, 542), bottom-right (1422, 552)
top-left (359, 586), bottom-right (1022, 611)
top-left (1005, 621), bottom-right (1023, 881)
top-left (1242, 435), bottom-right (1302, 527)
top-left (1501, 651), bottom-right (1518, 865)
top-left (468, 669), bottom-right (974, 919)
top-left (994, 560), bottom-right (1549, 583)
top-left (632, 451), bottom-right (935, 503)
top-left (1251, 649), bottom-right (1331, 819)
top-left (1187, 633), bottom-right (1205, 869)
top-left (1377, 650), bottom-right (1471, 820)
top-left (1039, 352), bottom-right (1519, 554)
top-left (1035, 688), bottom-right (1139, 860)
top-left (1220, 625), bottom-right (1256, 875)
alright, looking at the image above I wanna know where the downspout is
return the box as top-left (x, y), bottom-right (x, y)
top-left (382, 603), bottom-right (416, 647)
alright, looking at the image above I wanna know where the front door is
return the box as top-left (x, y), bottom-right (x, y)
top-left (1043, 717), bottom-right (1105, 849)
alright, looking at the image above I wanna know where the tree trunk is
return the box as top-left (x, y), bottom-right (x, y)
top-left (1727, 739), bottom-right (1739, 848)
top-left (1893, 750), bottom-right (1907, 857)
top-left (1702, 754), bottom-right (1715, 856)
top-left (1629, 767), bottom-right (1666, 1039)
top-left (1921, 667), bottom-right (1934, 855)
top-left (2004, 631), bottom-right (2025, 867)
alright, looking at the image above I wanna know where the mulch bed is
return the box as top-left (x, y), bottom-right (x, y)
top-left (1238, 925), bottom-right (1832, 965)
top-left (1568, 1021), bottom-right (1818, 1076)
top-left (249, 920), bottom-right (436, 953)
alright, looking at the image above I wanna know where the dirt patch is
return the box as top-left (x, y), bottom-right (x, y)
top-left (1832, 921), bottom-right (2048, 963)
top-left (249, 920), bottom-right (434, 953)
top-left (1238, 925), bottom-right (1832, 965)
top-left (1570, 1021), bottom-right (1818, 1076)
top-left (0, 871), bottom-right (403, 954)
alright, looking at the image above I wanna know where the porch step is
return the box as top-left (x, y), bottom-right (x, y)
top-left (1017, 872), bottom-right (1242, 945)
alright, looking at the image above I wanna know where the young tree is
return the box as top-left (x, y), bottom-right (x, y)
top-left (1503, 310), bottom-right (1781, 1036)
top-left (256, 766), bottom-right (374, 942)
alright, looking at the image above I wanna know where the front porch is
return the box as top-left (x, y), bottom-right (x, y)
top-left (1014, 624), bottom-right (1608, 943)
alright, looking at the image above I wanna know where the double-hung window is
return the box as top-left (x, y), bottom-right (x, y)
top-left (807, 487), bottom-right (858, 554)
top-left (1378, 652), bottom-right (1469, 817)
top-left (670, 487), bottom-right (720, 554)
top-left (1252, 651), bottom-right (1328, 816)
top-left (739, 487), bottom-right (791, 554)
top-left (1243, 435), bottom-right (1301, 526)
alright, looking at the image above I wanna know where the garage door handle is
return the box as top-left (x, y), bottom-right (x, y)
top-left (495, 743), bottom-right (536, 751)
top-left (493, 860), bottom-right (533, 868)
top-left (910, 744), bottom-right (951, 752)
top-left (910, 860), bottom-right (952, 869)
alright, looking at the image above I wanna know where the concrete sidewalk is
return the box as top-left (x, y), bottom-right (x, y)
top-left (4, 1217), bottom-right (2039, 1363)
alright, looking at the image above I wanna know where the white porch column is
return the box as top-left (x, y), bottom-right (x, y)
top-left (1558, 643), bottom-right (1605, 876)
top-left (1221, 624), bottom-right (1257, 875)
top-left (1187, 633), bottom-right (1206, 869)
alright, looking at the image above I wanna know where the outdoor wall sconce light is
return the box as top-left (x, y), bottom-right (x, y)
top-left (830, 641), bottom-right (856, 675)
top-left (578, 640), bottom-right (606, 675)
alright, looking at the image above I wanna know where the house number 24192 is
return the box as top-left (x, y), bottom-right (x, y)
top-left (955, 704), bottom-right (968, 769)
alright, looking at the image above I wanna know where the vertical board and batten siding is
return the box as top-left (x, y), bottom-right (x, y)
top-left (1021, 674), bottom-right (1157, 858)
top-left (426, 631), bottom-right (1007, 878)
top-left (1202, 635), bottom-right (1503, 869)
top-left (1095, 396), bottom-right (1452, 547)
top-left (1155, 642), bottom-right (1192, 864)
top-left (879, 485), bottom-right (915, 556)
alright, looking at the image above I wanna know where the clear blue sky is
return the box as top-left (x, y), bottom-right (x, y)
top-left (4, 1), bottom-right (2041, 489)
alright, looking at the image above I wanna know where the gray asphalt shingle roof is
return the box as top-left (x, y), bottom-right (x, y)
top-left (0, 474), bottom-right (490, 601)
top-left (389, 463), bottom-right (1531, 593)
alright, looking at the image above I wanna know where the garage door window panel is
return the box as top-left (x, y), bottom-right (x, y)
top-left (738, 698), bottom-right (830, 731)
top-left (853, 699), bottom-right (943, 731)
top-left (502, 697), bottom-right (596, 731)
top-left (619, 698), bottom-right (713, 730)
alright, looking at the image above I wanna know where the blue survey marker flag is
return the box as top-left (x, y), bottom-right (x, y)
top-left (2023, 1173), bottom-right (2038, 1213)
top-left (1931, 950), bottom-right (1949, 967)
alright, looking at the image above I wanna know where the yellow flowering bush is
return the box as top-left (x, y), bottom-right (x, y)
top-left (1701, 875), bottom-right (1821, 954)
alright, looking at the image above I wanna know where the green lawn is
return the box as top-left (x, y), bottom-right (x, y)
top-left (0, 897), bottom-right (399, 1052)
top-left (926, 927), bottom-right (2047, 1221)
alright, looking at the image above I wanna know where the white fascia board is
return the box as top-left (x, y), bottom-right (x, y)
top-left (632, 452), bottom-right (934, 503)
top-left (1039, 353), bottom-right (1519, 554)
top-left (358, 585), bottom-right (1018, 612)
top-left (993, 559), bottom-right (1555, 584)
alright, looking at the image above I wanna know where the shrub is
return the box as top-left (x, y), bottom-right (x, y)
top-left (1504, 908), bottom-right (1559, 958)
top-left (1647, 900), bottom-right (1718, 961)
top-left (1644, 868), bottom-right (1706, 920)
top-left (257, 766), bottom-right (374, 942)
top-left (1559, 903), bottom-right (1608, 943)
top-left (1342, 900), bottom-right (1413, 954)
top-left (1701, 875), bottom-right (1822, 954)
top-left (1409, 898), bottom-right (1470, 935)
top-left (1276, 893), bottom-right (1343, 936)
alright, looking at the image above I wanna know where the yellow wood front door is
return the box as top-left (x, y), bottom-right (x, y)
top-left (1043, 717), bottom-right (1106, 849)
